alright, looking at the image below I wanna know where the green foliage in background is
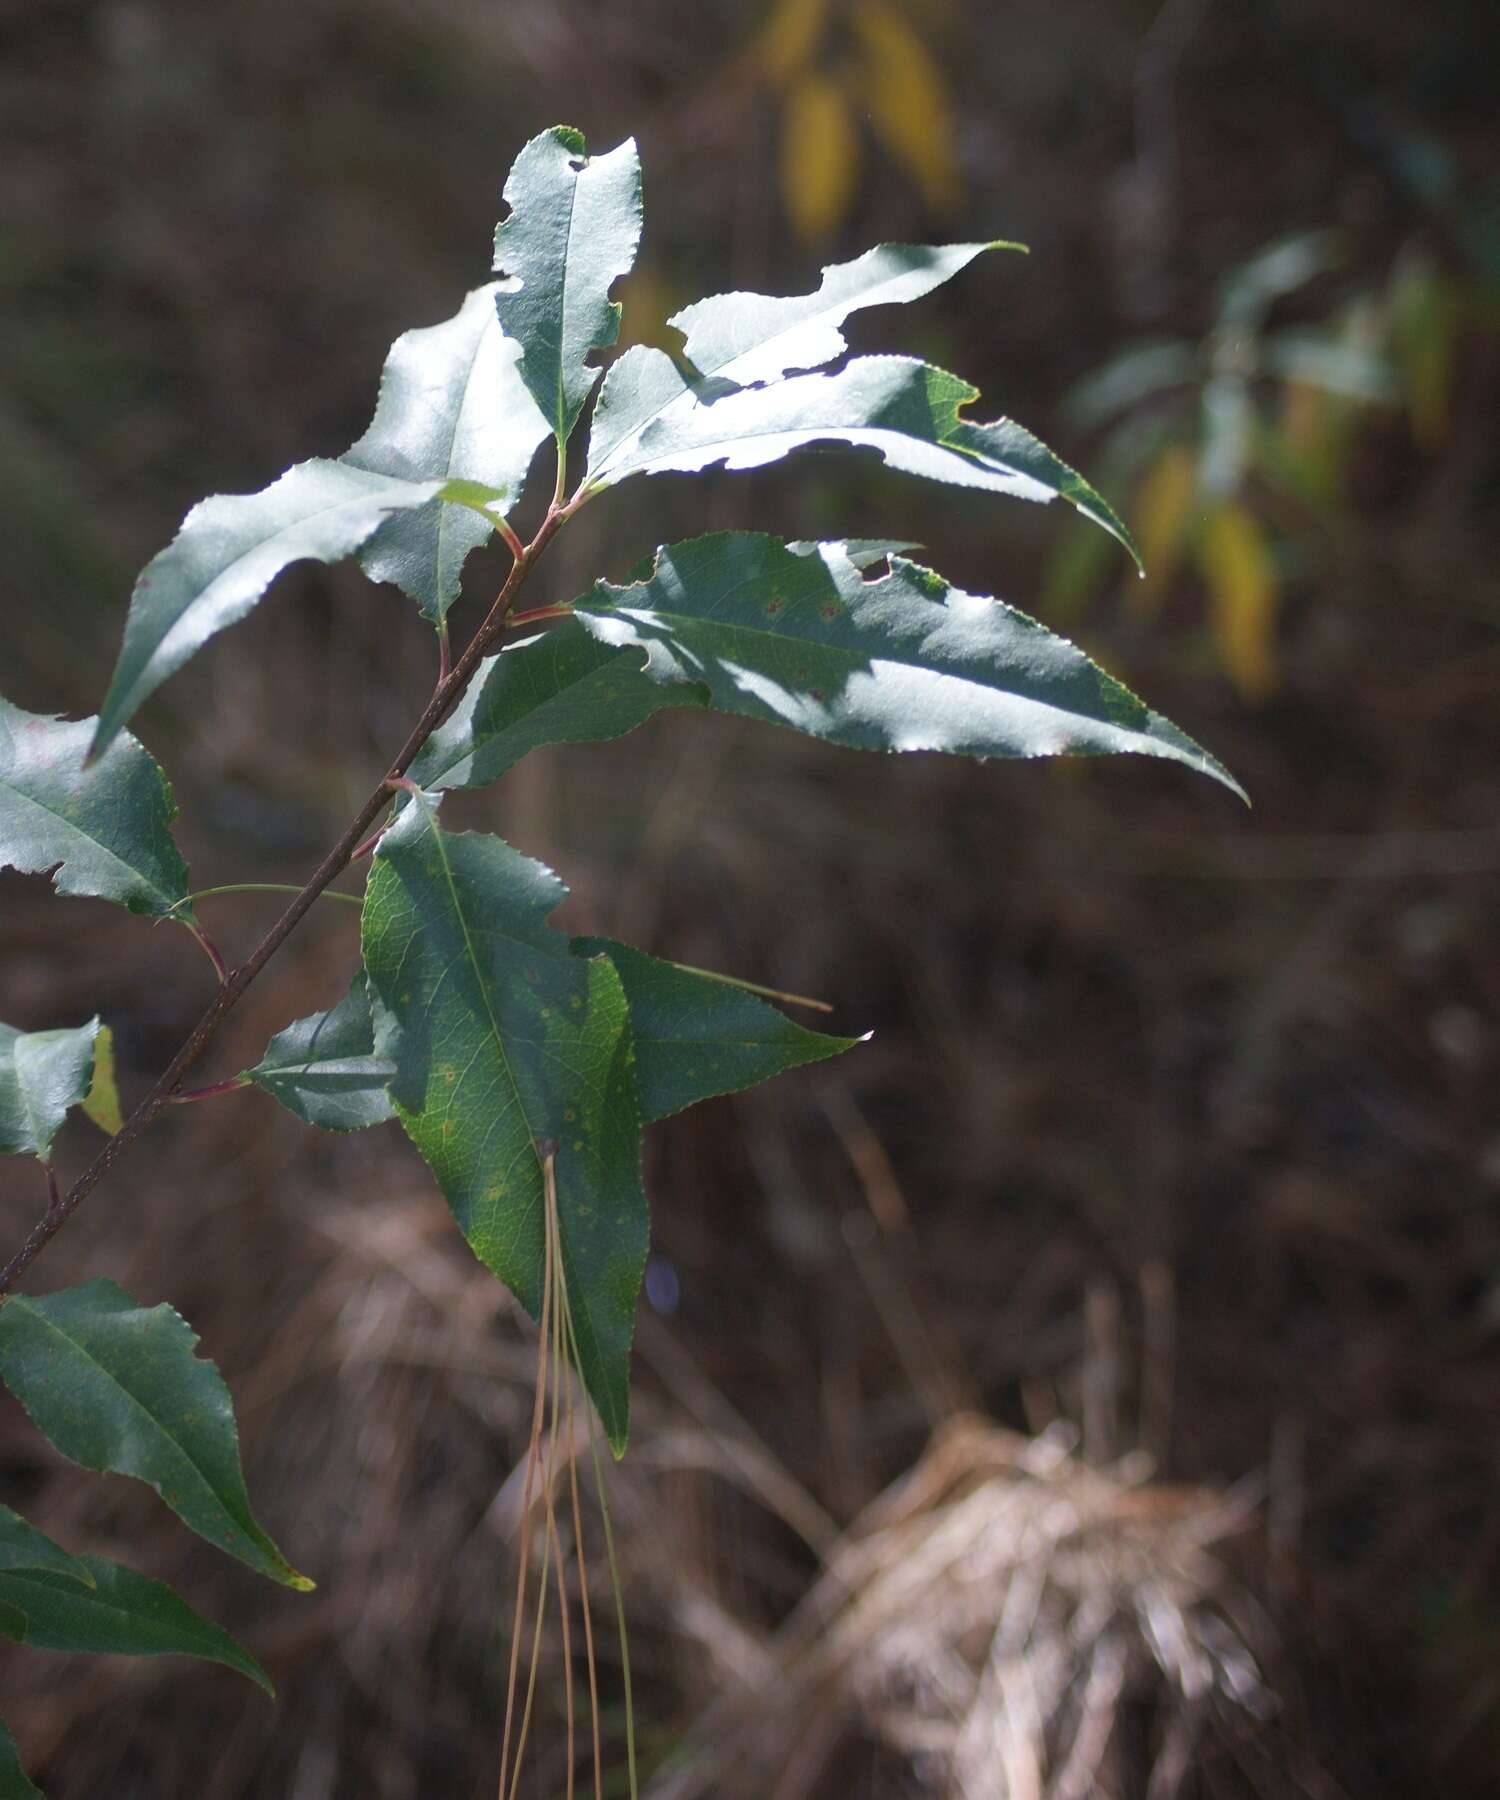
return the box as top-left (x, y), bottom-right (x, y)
top-left (1044, 231), bottom-right (1491, 704)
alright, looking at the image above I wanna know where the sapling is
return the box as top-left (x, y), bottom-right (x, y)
top-left (0, 126), bottom-right (1242, 1796)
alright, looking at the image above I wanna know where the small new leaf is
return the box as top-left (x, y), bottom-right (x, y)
top-left (572, 533), bottom-right (1244, 796)
top-left (574, 938), bottom-right (859, 1121)
top-left (343, 283), bottom-right (550, 622)
top-left (362, 803), bottom-right (646, 1449)
top-left (244, 976), bottom-right (396, 1133)
top-left (0, 697), bottom-right (191, 918)
top-left (493, 128), bottom-right (643, 442)
top-left (0, 1556), bottom-right (272, 1696)
top-left (81, 1025), bottom-right (124, 1137)
top-left (0, 1280), bottom-right (312, 1591)
top-left (0, 1017), bottom-right (101, 1163)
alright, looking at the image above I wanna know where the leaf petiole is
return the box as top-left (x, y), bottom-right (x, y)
top-left (167, 884), bottom-right (364, 916)
top-left (180, 918), bottom-right (229, 985)
top-left (170, 1076), bottom-right (252, 1107)
top-left (504, 603), bottom-right (576, 632)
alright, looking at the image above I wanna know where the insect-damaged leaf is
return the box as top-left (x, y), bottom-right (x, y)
top-left (0, 1280), bottom-right (312, 1591)
top-left (344, 283), bottom-right (551, 623)
top-left (571, 533), bottom-right (1243, 797)
top-left (0, 1556), bottom-right (271, 1695)
top-left (586, 355), bottom-right (1137, 561)
top-left (0, 1017), bottom-right (100, 1163)
top-left (493, 128), bottom-right (643, 442)
top-left (361, 803), bottom-right (645, 1451)
top-left (243, 975), bottom-right (396, 1133)
top-left (587, 239), bottom-right (1011, 475)
top-left (0, 698), bottom-right (190, 918)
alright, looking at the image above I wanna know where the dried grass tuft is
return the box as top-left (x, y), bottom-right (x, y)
top-left (651, 1415), bottom-right (1279, 1800)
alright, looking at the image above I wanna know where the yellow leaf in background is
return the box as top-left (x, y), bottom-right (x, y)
top-left (1391, 261), bottom-right (1458, 454)
top-left (1199, 502), bottom-right (1278, 705)
top-left (782, 71), bottom-right (861, 243)
top-left (753, 0), bottom-right (830, 85)
top-left (850, 0), bottom-right (961, 215)
top-left (1130, 442), bottom-right (1197, 619)
top-left (1275, 378), bottom-right (1349, 510)
top-left (82, 1024), bottom-right (123, 1137)
top-left (1278, 378), bottom-right (1326, 453)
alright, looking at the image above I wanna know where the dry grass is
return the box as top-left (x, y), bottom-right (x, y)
top-left (647, 1414), bottom-right (1279, 1800)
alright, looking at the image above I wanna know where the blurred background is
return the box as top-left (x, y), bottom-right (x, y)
top-left (3, 0), bottom-right (1499, 1793)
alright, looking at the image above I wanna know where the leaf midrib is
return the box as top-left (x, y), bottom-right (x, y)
top-left (432, 292), bottom-right (505, 611)
top-left (12, 1039), bottom-right (60, 1162)
top-left (177, 478), bottom-right (427, 617)
top-left (579, 599), bottom-right (1150, 738)
top-left (7, 1302), bottom-right (256, 1553)
top-left (417, 812), bottom-right (543, 1164)
top-left (597, 382), bottom-right (996, 488)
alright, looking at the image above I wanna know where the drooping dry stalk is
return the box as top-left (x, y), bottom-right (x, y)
top-left (497, 1146), bottom-right (557, 1798)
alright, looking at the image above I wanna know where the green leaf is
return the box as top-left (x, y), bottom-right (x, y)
top-left (1262, 332), bottom-right (1399, 404)
top-left (343, 283), bottom-right (551, 623)
top-left (1215, 231), bottom-right (1340, 331)
top-left (80, 1025), bottom-right (124, 1137)
top-left (92, 459), bottom-right (452, 757)
top-left (1061, 338), bottom-right (1197, 433)
top-left (585, 354), bottom-right (1139, 562)
top-left (0, 697), bottom-right (191, 919)
top-left (243, 975), bottom-right (396, 1132)
top-left (408, 620), bottom-right (706, 792)
top-left (572, 533), bottom-right (1243, 798)
top-left (0, 1718), bottom-right (44, 1799)
top-left (0, 1018), bottom-right (100, 1162)
top-left (0, 1555), bottom-right (272, 1696)
top-left (573, 938), bottom-right (859, 1121)
top-left (0, 1280), bottom-right (312, 1591)
top-left (589, 240), bottom-right (1013, 476)
top-left (493, 128), bottom-right (643, 442)
top-left (0, 1505), bottom-right (94, 1587)
top-left (362, 803), bottom-right (646, 1450)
